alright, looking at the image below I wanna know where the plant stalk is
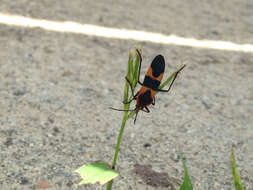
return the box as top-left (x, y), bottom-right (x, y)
top-left (106, 111), bottom-right (128, 190)
top-left (106, 50), bottom-right (134, 190)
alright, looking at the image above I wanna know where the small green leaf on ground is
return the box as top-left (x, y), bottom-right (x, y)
top-left (180, 160), bottom-right (193, 190)
top-left (231, 149), bottom-right (244, 190)
top-left (74, 161), bottom-right (119, 186)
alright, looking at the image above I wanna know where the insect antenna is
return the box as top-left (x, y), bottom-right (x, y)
top-left (109, 107), bottom-right (136, 112)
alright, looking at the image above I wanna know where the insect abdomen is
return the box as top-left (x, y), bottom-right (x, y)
top-left (137, 90), bottom-right (153, 107)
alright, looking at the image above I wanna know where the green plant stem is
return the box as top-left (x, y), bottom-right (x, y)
top-left (106, 55), bottom-right (132, 190)
top-left (106, 179), bottom-right (113, 190)
top-left (106, 111), bottom-right (128, 190)
top-left (112, 112), bottom-right (128, 168)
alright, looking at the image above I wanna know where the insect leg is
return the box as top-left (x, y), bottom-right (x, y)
top-left (123, 99), bottom-right (133, 104)
top-left (142, 106), bottom-right (150, 113)
top-left (125, 76), bottom-right (135, 97)
top-left (123, 76), bottom-right (138, 104)
top-left (123, 97), bottom-right (137, 104)
top-left (136, 49), bottom-right (144, 86)
top-left (152, 97), bottom-right (155, 105)
top-left (157, 65), bottom-right (185, 93)
top-left (123, 91), bottom-right (138, 104)
top-left (109, 107), bottom-right (136, 112)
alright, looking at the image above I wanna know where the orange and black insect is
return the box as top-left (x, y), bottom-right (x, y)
top-left (110, 50), bottom-right (185, 124)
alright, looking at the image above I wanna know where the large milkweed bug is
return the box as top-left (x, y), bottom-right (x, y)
top-left (110, 50), bottom-right (185, 124)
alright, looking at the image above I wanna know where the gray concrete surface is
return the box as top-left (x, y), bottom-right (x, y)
top-left (0, 0), bottom-right (252, 189)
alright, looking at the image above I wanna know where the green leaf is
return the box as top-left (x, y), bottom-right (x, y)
top-left (124, 47), bottom-right (142, 104)
top-left (180, 160), bottom-right (193, 190)
top-left (74, 161), bottom-right (119, 186)
top-left (128, 49), bottom-right (135, 81)
top-left (231, 149), bottom-right (244, 190)
top-left (124, 49), bottom-right (135, 103)
top-left (159, 63), bottom-right (186, 90)
top-left (127, 110), bottom-right (136, 120)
